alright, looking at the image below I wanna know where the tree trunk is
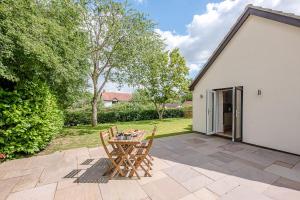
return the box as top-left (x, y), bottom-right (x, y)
top-left (158, 111), bottom-right (163, 120)
top-left (157, 104), bottom-right (165, 120)
top-left (91, 97), bottom-right (98, 127)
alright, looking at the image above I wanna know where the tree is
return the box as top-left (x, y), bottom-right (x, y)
top-left (136, 48), bottom-right (189, 119)
top-left (0, 0), bottom-right (89, 108)
top-left (181, 78), bottom-right (193, 103)
top-left (81, 0), bottom-right (156, 126)
top-left (131, 89), bottom-right (151, 105)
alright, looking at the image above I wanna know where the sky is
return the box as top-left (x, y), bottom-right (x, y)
top-left (128, 0), bottom-right (221, 35)
top-left (105, 0), bottom-right (300, 92)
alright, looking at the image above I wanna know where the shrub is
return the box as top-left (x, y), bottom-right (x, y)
top-left (64, 108), bottom-right (184, 126)
top-left (0, 82), bottom-right (63, 158)
top-left (183, 106), bottom-right (192, 118)
top-left (64, 111), bottom-right (91, 126)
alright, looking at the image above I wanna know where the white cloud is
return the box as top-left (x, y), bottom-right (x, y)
top-left (156, 0), bottom-right (300, 77)
top-left (135, 0), bottom-right (146, 4)
top-left (103, 82), bottom-right (134, 93)
top-left (189, 63), bottom-right (200, 72)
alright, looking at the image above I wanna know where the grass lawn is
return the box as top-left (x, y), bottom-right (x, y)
top-left (40, 118), bottom-right (192, 155)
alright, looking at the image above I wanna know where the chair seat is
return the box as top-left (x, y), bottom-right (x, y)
top-left (135, 141), bottom-right (148, 148)
top-left (134, 148), bottom-right (147, 156)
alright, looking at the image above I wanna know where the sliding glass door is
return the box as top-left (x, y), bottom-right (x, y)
top-left (233, 86), bottom-right (243, 141)
top-left (206, 90), bottom-right (217, 135)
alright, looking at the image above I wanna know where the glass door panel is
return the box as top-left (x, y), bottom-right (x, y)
top-left (233, 87), bottom-right (243, 141)
top-left (206, 90), bottom-right (216, 135)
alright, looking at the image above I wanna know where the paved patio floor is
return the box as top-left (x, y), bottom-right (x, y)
top-left (1, 133), bottom-right (300, 200)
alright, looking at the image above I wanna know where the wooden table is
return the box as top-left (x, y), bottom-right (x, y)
top-left (107, 130), bottom-right (145, 178)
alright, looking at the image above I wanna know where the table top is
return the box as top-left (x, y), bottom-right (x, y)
top-left (108, 130), bottom-right (146, 144)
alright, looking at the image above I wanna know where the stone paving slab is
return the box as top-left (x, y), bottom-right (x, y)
top-left (100, 179), bottom-right (148, 200)
top-left (263, 184), bottom-right (300, 200)
top-left (0, 133), bottom-right (300, 200)
top-left (206, 176), bottom-right (240, 196)
top-left (137, 170), bottom-right (168, 185)
top-left (181, 174), bottom-right (214, 192)
top-left (6, 183), bottom-right (57, 200)
top-left (11, 168), bottom-right (43, 192)
top-left (178, 193), bottom-right (200, 200)
top-left (220, 186), bottom-right (273, 200)
top-left (55, 183), bottom-right (102, 200)
top-left (142, 177), bottom-right (190, 200)
top-left (192, 163), bottom-right (230, 181)
top-left (194, 188), bottom-right (219, 200)
top-left (292, 161), bottom-right (300, 171)
top-left (273, 177), bottom-right (300, 191)
top-left (232, 165), bottom-right (279, 185)
top-left (163, 164), bottom-right (201, 183)
top-left (265, 164), bottom-right (300, 183)
top-left (0, 177), bottom-right (20, 200)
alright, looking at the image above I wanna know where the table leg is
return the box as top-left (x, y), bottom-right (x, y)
top-left (117, 144), bottom-right (140, 179)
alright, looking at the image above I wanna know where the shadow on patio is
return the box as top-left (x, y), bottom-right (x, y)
top-left (148, 133), bottom-right (300, 197)
top-left (62, 133), bottom-right (300, 199)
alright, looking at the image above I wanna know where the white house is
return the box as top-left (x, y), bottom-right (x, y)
top-left (190, 5), bottom-right (300, 155)
top-left (101, 92), bottom-right (132, 107)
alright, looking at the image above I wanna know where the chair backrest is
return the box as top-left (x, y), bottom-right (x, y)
top-left (99, 131), bottom-right (111, 156)
top-left (145, 126), bottom-right (157, 153)
top-left (109, 126), bottom-right (118, 138)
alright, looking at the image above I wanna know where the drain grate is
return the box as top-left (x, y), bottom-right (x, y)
top-left (64, 169), bottom-right (82, 178)
top-left (81, 159), bottom-right (94, 165)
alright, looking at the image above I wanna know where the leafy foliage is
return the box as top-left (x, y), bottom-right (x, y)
top-left (107, 101), bottom-right (154, 112)
top-left (0, 0), bottom-right (89, 108)
top-left (64, 108), bottom-right (184, 126)
top-left (134, 48), bottom-right (190, 119)
top-left (81, 0), bottom-right (159, 126)
top-left (0, 82), bottom-right (63, 158)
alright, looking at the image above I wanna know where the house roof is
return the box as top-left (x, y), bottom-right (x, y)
top-left (101, 92), bottom-right (132, 102)
top-left (189, 5), bottom-right (300, 91)
top-left (183, 100), bottom-right (192, 106)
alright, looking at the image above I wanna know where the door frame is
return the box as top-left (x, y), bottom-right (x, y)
top-left (206, 90), bottom-right (217, 135)
top-left (232, 86), bottom-right (243, 142)
top-left (205, 86), bottom-right (243, 141)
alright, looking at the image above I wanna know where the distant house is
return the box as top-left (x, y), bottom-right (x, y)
top-left (164, 103), bottom-right (181, 109)
top-left (164, 101), bottom-right (192, 109)
top-left (101, 92), bottom-right (132, 107)
top-left (182, 100), bottom-right (192, 107)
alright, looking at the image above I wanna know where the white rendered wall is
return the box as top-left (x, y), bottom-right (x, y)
top-left (192, 15), bottom-right (300, 154)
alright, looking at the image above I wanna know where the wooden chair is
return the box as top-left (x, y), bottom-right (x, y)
top-left (109, 126), bottom-right (118, 138)
top-left (132, 126), bottom-right (156, 177)
top-left (108, 126), bottom-right (119, 151)
top-left (99, 131), bottom-right (124, 179)
top-left (135, 128), bottom-right (156, 165)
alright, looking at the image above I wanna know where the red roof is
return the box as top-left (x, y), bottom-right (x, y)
top-left (183, 101), bottom-right (192, 106)
top-left (101, 92), bottom-right (132, 102)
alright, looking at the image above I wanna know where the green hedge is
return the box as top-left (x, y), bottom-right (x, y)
top-left (0, 82), bottom-right (63, 158)
top-left (65, 109), bottom-right (184, 126)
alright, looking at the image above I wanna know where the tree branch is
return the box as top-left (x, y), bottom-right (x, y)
top-left (96, 66), bottom-right (114, 98)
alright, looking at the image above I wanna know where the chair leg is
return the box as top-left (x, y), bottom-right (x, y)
top-left (110, 157), bottom-right (125, 179)
top-left (145, 157), bottom-right (153, 166)
top-left (127, 156), bottom-right (140, 179)
top-left (142, 159), bottom-right (152, 170)
top-left (141, 160), bottom-right (152, 177)
top-left (135, 156), bottom-right (152, 177)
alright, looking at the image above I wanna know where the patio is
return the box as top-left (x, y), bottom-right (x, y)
top-left (1, 133), bottom-right (300, 200)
